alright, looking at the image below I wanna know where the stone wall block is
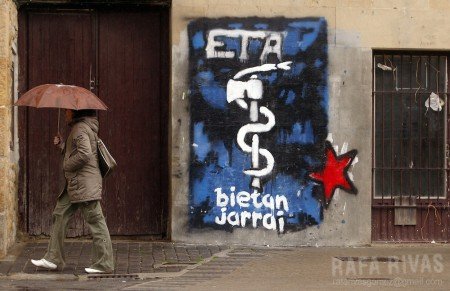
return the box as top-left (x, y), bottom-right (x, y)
top-left (0, 107), bottom-right (11, 157)
top-left (0, 161), bottom-right (7, 211)
top-left (0, 213), bottom-right (6, 256)
top-left (0, 8), bottom-right (9, 59)
top-left (0, 57), bottom-right (11, 106)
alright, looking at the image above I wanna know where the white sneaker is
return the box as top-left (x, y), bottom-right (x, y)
top-left (85, 267), bottom-right (105, 274)
top-left (31, 259), bottom-right (57, 270)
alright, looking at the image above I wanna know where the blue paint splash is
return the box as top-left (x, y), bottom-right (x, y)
top-left (285, 90), bottom-right (296, 105)
top-left (283, 20), bottom-right (325, 55)
top-left (192, 31), bottom-right (205, 49)
top-left (195, 71), bottom-right (227, 110)
top-left (229, 23), bottom-right (243, 29)
top-left (277, 121), bottom-right (315, 145)
top-left (314, 59), bottom-right (323, 68)
top-left (248, 39), bottom-right (263, 55)
top-left (193, 122), bottom-right (211, 162)
top-left (254, 23), bottom-right (269, 29)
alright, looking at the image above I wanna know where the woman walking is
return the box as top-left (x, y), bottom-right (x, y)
top-left (31, 109), bottom-right (114, 274)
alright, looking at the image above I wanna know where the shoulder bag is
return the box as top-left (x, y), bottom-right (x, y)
top-left (97, 138), bottom-right (117, 178)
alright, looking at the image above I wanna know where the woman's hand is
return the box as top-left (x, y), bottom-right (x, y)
top-left (53, 134), bottom-right (63, 146)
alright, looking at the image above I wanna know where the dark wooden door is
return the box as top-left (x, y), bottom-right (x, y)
top-left (97, 10), bottom-right (168, 235)
top-left (18, 7), bottom-right (168, 237)
top-left (19, 11), bottom-right (96, 237)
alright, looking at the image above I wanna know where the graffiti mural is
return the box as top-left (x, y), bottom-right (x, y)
top-left (188, 17), bottom-right (357, 233)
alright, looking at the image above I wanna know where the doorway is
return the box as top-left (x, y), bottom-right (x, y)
top-left (18, 6), bottom-right (169, 237)
top-left (372, 51), bottom-right (449, 242)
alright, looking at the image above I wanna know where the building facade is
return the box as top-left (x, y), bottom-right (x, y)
top-left (0, 0), bottom-right (18, 257)
top-left (1, 0), bottom-right (450, 257)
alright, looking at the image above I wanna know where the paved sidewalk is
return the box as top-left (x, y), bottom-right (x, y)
top-left (0, 240), bottom-right (228, 276)
top-left (127, 245), bottom-right (450, 291)
top-left (1, 241), bottom-right (450, 290)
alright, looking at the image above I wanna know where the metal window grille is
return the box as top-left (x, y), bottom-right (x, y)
top-left (373, 51), bottom-right (448, 200)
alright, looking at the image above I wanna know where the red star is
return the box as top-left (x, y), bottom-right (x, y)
top-left (309, 141), bottom-right (358, 205)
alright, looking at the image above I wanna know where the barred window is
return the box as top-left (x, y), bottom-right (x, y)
top-left (373, 52), bottom-right (448, 199)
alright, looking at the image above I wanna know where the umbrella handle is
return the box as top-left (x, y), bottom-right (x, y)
top-left (57, 108), bottom-right (61, 135)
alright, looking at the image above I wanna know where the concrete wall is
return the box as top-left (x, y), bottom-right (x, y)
top-left (170, 0), bottom-right (450, 246)
top-left (0, 0), bottom-right (18, 257)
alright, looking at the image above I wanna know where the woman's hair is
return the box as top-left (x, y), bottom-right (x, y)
top-left (72, 109), bottom-right (97, 119)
